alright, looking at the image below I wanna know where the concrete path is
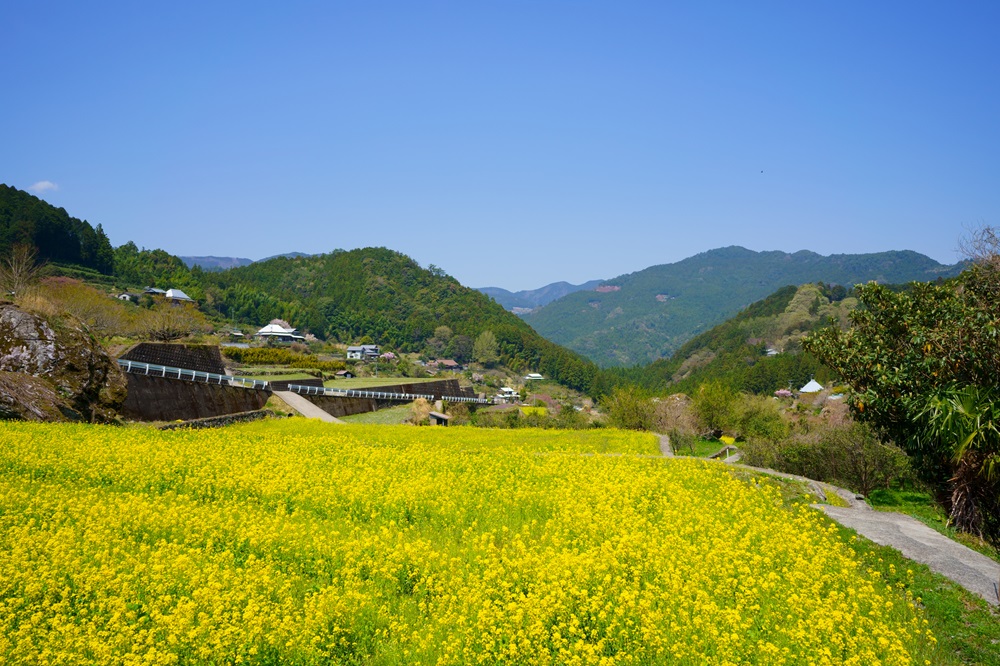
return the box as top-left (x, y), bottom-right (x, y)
top-left (815, 504), bottom-right (1000, 606)
top-left (660, 441), bottom-right (1000, 606)
top-left (273, 391), bottom-right (344, 424)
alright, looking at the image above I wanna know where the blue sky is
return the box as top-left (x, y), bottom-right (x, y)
top-left (4, 2), bottom-right (999, 290)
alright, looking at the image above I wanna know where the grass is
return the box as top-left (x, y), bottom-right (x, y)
top-left (240, 372), bottom-right (316, 381)
top-left (833, 522), bottom-right (1000, 666)
top-left (870, 487), bottom-right (1000, 564)
top-left (674, 436), bottom-right (729, 458)
top-left (340, 404), bottom-right (413, 424)
top-left (758, 477), bottom-right (1000, 666)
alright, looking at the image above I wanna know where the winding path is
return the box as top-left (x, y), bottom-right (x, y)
top-left (657, 434), bottom-right (1000, 606)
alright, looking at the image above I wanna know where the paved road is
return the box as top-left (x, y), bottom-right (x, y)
top-left (816, 504), bottom-right (1000, 606)
top-left (273, 391), bottom-right (344, 424)
top-left (657, 436), bottom-right (1000, 606)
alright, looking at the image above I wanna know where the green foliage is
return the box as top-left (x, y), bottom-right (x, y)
top-left (805, 269), bottom-right (1000, 543)
top-left (601, 386), bottom-right (655, 431)
top-left (526, 246), bottom-right (962, 367)
top-left (472, 330), bottom-right (499, 367)
top-left (691, 381), bottom-right (742, 434)
top-left (0, 184), bottom-right (114, 274)
top-left (221, 346), bottom-right (345, 372)
top-left (742, 423), bottom-right (912, 496)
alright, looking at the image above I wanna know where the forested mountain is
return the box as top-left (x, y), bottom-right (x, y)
top-left (525, 246), bottom-right (962, 367)
top-left (611, 282), bottom-right (855, 395)
top-left (0, 184), bottom-right (114, 274)
top-left (478, 279), bottom-right (604, 311)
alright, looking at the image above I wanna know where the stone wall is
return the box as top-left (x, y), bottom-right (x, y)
top-left (121, 374), bottom-right (269, 422)
top-left (120, 343), bottom-right (227, 375)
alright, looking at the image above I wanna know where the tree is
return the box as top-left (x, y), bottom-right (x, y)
top-left (602, 386), bottom-right (654, 431)
top-left (473, 330), bottom-right (499, 367)
top-left (805, 234), bottom-right (1000, 544)
top-left (0, 244), bottom-right (42, 298)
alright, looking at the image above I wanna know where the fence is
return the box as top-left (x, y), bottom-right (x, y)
top-left (286, 384), bottom-right (489, 405)
top-left (117, 359), bottom-right (270, 390)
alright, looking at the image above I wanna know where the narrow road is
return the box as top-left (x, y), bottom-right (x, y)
top-left (273, 391), bottom-right (344, 424)
top-left (816, 504), bottom-right (1000, 606)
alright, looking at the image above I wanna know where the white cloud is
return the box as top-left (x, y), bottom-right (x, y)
top-left (27, 180), bottom-right (59, 194)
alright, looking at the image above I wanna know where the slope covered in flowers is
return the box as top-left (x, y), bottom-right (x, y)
top-left (0, 421), bottom-right (937, 664)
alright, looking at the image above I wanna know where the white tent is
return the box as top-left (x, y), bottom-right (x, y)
top-left (799, 379), bottom-right (824, 393)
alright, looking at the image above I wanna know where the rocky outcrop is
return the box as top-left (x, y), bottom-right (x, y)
top-left (0, 302), bottom-right (126, 422)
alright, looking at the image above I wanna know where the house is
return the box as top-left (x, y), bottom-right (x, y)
top-left (335, 370), bottom-right (355, 379)
top-left (524, 373), bottom-right (544, 381)
top-left (437, 359), bottom-right (463, 371)
top-left (256, 323), bottom-right (305, 343)
top-left (165, 288), bottom-right (194, 303)
top-left (143, 287), bottom-right (166, 295)
top-left (428, 411), bottom-right (451, 426)
top-left (765, 348), bottom-right (780, 357)
top-left (346, 345), bottom-right (380, 360)
top-left (799, 379), bottom-right (824, 393)
top-left (116, 292), bottom-right (140, 302)
top-left (495, 387), bottom-right (520, 404)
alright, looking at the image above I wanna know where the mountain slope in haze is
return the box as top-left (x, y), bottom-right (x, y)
top-left (478, 279), bottom-right (604, 310)
top-left (180, 256), bottom-right (254, 271)
top-left (180, 252), bottom-right (312, 271)
top-left (525, 246), bottom-right (962, 367)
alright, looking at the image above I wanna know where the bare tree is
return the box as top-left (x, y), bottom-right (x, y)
top-left (0, 244), bottom-right (42, 299)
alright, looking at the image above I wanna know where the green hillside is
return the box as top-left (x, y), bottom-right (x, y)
top-left (0, 184), bottom-right (114, 274)
top-left (525, 246), bottom-right (962, 367)
top-left (619, 282), bottom-right (856, 395)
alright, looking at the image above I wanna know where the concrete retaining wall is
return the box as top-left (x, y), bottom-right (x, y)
top-left (121, 374), bottom-right (270, 422)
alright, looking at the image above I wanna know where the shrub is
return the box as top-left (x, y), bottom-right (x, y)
top-left (601, 386), bottom-right (654, 431)
top-left (742, 423), bottom-right (912, 496)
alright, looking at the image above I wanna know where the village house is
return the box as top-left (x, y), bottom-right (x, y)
top-left (256, 323), bottom-right (305, 343)
top-left (334, 369), bottom-right (355, 379)
top-left (165, 288), bottom-right (194, 304)
top-left (347, 345), bottom-right (380, 360)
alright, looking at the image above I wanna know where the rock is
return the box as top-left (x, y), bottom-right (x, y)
top-left (0, 302), bottom-right (126, 422)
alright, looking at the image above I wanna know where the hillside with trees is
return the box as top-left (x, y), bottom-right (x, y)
top-left (0, 184), bottom-right (114, 275)
top-left (524, 246), bottom-right (963, 367)
top-left (615, 282), bottom-right (856, 395)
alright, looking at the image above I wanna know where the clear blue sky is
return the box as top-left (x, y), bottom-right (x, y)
top-left (4, 2), bottom-right (999, 290)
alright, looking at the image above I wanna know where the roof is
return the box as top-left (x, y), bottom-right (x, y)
top-left (257, 323), bottom-right (296, 335)
top-left (347, 345), bottom-right (379, 352)
top-left (144, 287), bottom-right (166, 294)
top-left (165, 288), bottom-right (193, 301)
top-left (799, 379), bottom-right (824, 393)
top-left (524, 373), bottom-right (544, 380)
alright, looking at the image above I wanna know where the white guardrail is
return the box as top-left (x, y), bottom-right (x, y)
top-left (116, 359), bottom-right (490, 404)
top-left (287, 384), bottom-right (490, 405)
top-left (117, 359), bottom-right (270, 390)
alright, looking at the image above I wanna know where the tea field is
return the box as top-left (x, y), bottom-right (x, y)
top-left (0, 421), bottom-right (940, 664)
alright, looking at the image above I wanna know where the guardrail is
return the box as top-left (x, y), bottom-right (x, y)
top-left (286, 384), bottom-right (489, 405)
top-left (117, 359), bottom-right (270, 390)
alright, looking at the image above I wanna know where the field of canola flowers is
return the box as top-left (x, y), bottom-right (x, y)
top-left (0, 420), bottom-right (939, 665)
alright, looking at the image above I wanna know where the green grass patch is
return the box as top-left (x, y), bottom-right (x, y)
top-left (324, 377), bottom-right (439, 389)
top-left (341, 405), bottom-right (413, 425)
top-left (674, 436), bottom-right (728, 457)
top-left (832, 522), bottom-right (1000, 666)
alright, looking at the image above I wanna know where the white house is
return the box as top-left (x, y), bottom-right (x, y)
top-left (524, 373), bottom-right (544, 381)
top-left (256, 323), bottom-right (304, 343)
top-left (165, 288), bottom-right (194, 303)
top-left (495, 387), bottom-right (520, 404)
top-left (799, 379), bottom-right (824, 393)
top-left (346, 345), bottom-right (380, 360)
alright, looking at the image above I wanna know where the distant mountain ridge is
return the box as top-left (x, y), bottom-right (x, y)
top-left (478, 280), bottom-right (604, 311)
top-left (180, 252), bottom-right (311, 271)
top-left (524, 246), bottom-right (963, 367)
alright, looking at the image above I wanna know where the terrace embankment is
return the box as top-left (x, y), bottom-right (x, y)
top-left (120, 374), bottom-right (269, 421)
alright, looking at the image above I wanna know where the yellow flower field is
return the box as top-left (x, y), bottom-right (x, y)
top-left (0, 421), bottom-right (937, 664)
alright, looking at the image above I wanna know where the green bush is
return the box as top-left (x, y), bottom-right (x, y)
top-left (601, 386), bottom-right (654, 431)
top-left (742, 423), bottom-right (912, 496)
